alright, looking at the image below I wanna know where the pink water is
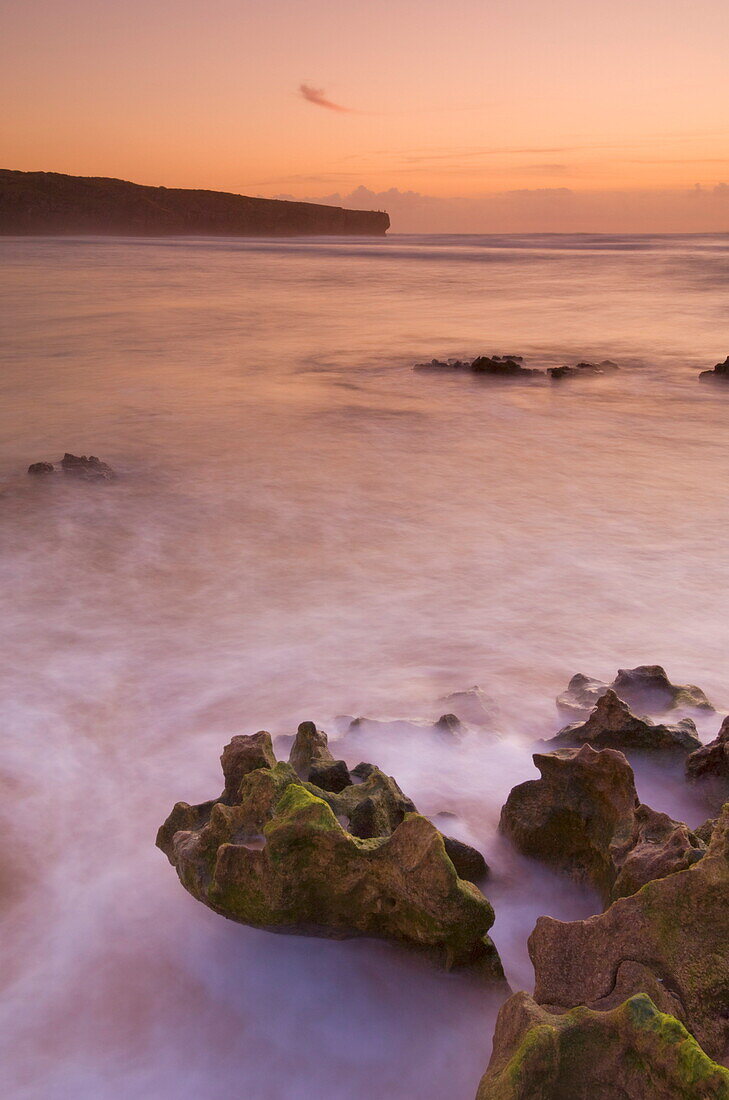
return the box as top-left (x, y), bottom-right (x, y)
top-left (0, 233), bottom-right (727, 1098)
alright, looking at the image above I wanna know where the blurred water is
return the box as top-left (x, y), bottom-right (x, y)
top-left (0, 233), bottom-right (727, 1099)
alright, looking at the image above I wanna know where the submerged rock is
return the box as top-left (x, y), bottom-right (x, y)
top-left (548, 360), bottom-right (619, 379)
top-left (499, 744), bottom-right (704, 904)
top-left (157, 732), bottom-right (503, 977)
top-left (686, 715), bottom-right (729, 810)
top-left (27, 461), bottom-right (55, 475)
top-left (699, 355), bottom-right (729, 382)
top-left (548, 689), bottom-right (701, 755)
top-left (436, 685), bottom-right (499, 728)
top-left (529, 803), bottom-right (729, 1061)
top-left (471, 356), bottom-right (542, 377)
top-left (476, 992), bottom-right (729, 1100)
top-left (556, 664), bottom-right (713, 720)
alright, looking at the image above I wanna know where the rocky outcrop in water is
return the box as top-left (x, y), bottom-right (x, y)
top-left (413, 354), bottom-right (621, 380)
top-left (157, 728), bottom-right (502, 975)
top-left (27, 453), bottom-right (115, 481)
top-left (548, 359), bottom-right (619, 379)
top-left (556, 664), bottom-right (714, 719)
top-left (686, 716), bottom-right (729, 810)
top-left (0, 169), bottom-right (390, 237)
top-left (476, 992), bottom-right (729, 1099)
top-left (699, 355), bottom-right (729, 382)
top-left (548, 689), bottom-right (701, 754)
top-left (499, 744), bottom-right (704, 904)
top-left (528, 802), bottom-right (729, 1062)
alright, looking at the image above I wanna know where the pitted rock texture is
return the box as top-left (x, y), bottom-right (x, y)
top-left (549, 689), bottom-right (701, 754)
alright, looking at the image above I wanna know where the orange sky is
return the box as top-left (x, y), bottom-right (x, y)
top-left (2, 0), bottom-right (729, 231)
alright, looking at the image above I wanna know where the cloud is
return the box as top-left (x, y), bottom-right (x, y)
top-left (298, 84), bottom-right (352, 113)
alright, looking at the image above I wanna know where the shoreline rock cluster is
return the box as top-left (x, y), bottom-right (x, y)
top-left (158, 665), bottom-right (729, 1097)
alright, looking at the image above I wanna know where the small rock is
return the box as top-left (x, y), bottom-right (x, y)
top-left (471, 356), bottom-right (542, 377)
top-left (288, 721), bottom-right (333, 778)
top-left (308, 759), bottom-right (352, 793)
top-left (60, 453), bottom-right (115, 480)
top-left (548, 689), bottom-right (701, 755)
top-left (686, 715), bottom-right (729, 810)
top-left (220, 731), bottom-right (276, 802)
top-left (437, 685), bottom-right (498, 727)
top-left (699, 354), bottom-right (729, 382)
top-left (442, 835), bottom-right (489, 883)
top-left (27, 461), bottom-right (55, 475)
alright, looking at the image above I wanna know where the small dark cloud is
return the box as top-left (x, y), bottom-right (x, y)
top-left (298, 84), bottom-right (352, 113)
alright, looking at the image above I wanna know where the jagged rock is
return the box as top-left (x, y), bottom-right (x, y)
top-left (308, 758), bottom-right (352, 793)
top-left (437, 685), bottom-right (498, 728)
top-left (556, 665), bottom-right (713, 720)
top-left (27, 461), bottom-right (55, 475)
top-left (499, 744), bottom-right (704, 904)
top-left (549, 360), bottom-right (619, 380)
top-left (471, 356), bottom-right (542, 377)
top-left (220, 731), bottom-right (277, 802)
top-left (611, 665), bottom-right (714, 714)
top-left (529, 803), bottom-right (729, 1061)
top-left (59, 453), bottom-right (115, 480)
top-left (686, 716), bottom-right (729, 810)
top-left (556, 673), bottom-right (610, 719)
top-left (699, 355), bottom-right (729, 382)
top-left (434, 713), bottom-right (463, 738)
top-left (413, 358), bottom-right (470, 371)
top-left (441, 836), bottom-right (489, 883)
top-left (475, 992), bottom-right (729, 1100)
top-left (157, 752), bottom-right (505, 978)
top-left (288, 720), bottom-right (333, 778)
top-left (345, 714), bottom-right (462, 742)
top-left (549, 690), bottom-right (701, 754)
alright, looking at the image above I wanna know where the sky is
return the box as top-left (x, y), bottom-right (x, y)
top-left (2, 0), bottom-right (729, 231)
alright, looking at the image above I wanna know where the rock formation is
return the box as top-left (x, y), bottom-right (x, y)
top-left (686, 716), bottom-right (729, 810)
top-left (699, 355), bottom-right (729, 382)
top-left (0, 169), bottom-right (390, 237)
top-left (548, 359), bottom-right (619, 379)
top-left (436, 685), bottom-right (498, 728)
top-left (476, 992), bottom-right (729, 1099)
top-left (528, 802), bottom-right (729, 1062)
top-left (499, 744), bottom-right (704, 904)
top-left (548, 689), bottom-right (701, 754)
top-left (157, 729), bottom-right (502, 975)
top-left (27, 453), bottom-right (115, 481)
top-left (556, 664), bottom-right (713, 719)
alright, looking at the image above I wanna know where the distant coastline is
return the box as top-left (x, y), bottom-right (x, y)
top-left (0, 169), bottom-right (390, 237)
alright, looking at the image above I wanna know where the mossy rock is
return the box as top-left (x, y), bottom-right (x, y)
top-left (476, 992), bottom-right (729, 1099)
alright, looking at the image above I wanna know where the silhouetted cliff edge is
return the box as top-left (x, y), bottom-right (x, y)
top-left (0, 170), bottom-right (390, 237)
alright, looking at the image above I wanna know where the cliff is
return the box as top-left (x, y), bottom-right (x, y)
top-left (0, 170), bottom-right (390, 237)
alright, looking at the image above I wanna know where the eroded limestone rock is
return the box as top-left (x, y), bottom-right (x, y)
top-left (686, 716), bottom-right (729, 811)
top-left (476, 992), bottom-right (729, 1100)
top-left (549, 689), bottom-right (701, 755)
top-left (556, 665), bottom-right (713, 720)
top-left (529, 803), bottom-right (729, 1061)
top-left (499, 744), bottom-right (704, 905)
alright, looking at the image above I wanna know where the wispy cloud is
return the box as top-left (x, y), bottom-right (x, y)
top-left (298, 84), bottom-right (352, 113)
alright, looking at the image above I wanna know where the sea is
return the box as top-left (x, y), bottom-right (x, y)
top-left (1, 232), bottom-right (728, 1098)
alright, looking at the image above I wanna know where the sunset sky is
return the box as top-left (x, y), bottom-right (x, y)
top-left (3, 0), bottom-right (729, 231)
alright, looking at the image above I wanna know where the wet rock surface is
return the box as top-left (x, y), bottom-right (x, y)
top-left (414, 354), bottom-right (621, 381)
top-left (548, 689), bottom-right (701, 755)
top-left (499, 744), bottom-right (704, 904)
top-left (476, 992), bottom-right (729, 1100)
top-left (556, 664), bottom-right (713, 719)
top-left (528, 803), bottom-right (729, 1062)
top-left (157, 729), bottom-right (502, 977)
top-left (548, 359), bottom-right (619, 379)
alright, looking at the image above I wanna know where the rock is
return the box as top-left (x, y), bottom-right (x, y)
top-left (686, 716), bottom-right (729, 810)
top-left (437, 685), bottom-right (498, 728)
top-left (528, 803), bottom-right (729, 1061)
top-left (476, 991), bottom-right (729, 1100)
top-left (307, 759), bottom-right (352, 793)
top-left (549, 359), bottom-right (620, 380)
top-left (699, 355), bottom-right (729, 382)
top-left (441, 835), bottom-right (489, 883)
top-left (220, 731), bottom-right (276, 802)
top-left (556, 673), bottom-right (609, 719)
top-left (499, 744), bottom-right (704, 905)
top-left (611, 665), bottom-right (713, 714)
top-left (288, 720), bottom-right (333, 778)
top-left (556, 665), bottom-right (713, 720)
top-left (434, 713), bottom-right (463, 738)
top-left (157, 752), bottom-right (505, 978)
top-left (315, 761), bottom-right (417, 839)
top-left (27, 461), bottom-right (55, 475)
top-left (471, 356), bottom-right (542, 377)
top-left (413, 358), bottom-right (470, 371)
top-left (549, 689), bottom-right (701, 755)
top-left (59, 453), bottom-right (115, 480)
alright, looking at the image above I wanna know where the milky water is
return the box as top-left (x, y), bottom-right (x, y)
top-left (0, 233), bottom-right (728, 1099)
